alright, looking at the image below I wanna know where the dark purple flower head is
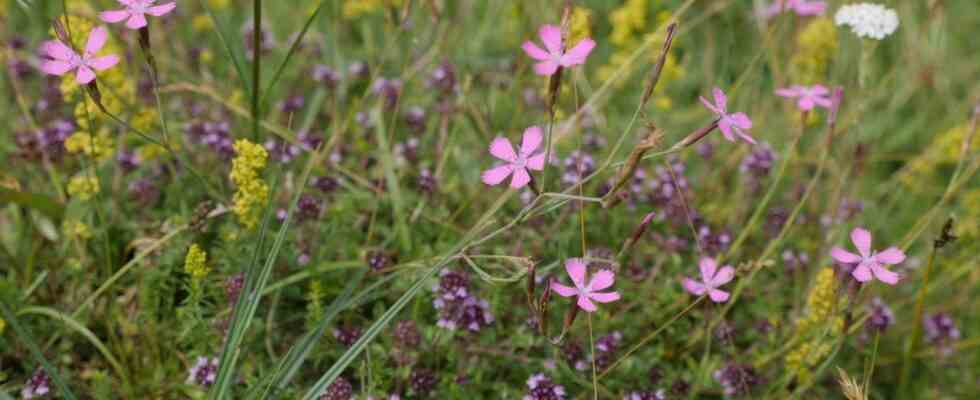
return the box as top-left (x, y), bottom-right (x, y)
top-left (417, 168), bottom-right (438, 195)
top-left (187, 356), bottom-right (219, 387)
top-left (333, 325), bottom-right (362, 348)
top-left (318, 376), bottom-right (353, 400)
top-left (562, 150), bottom-right (595, 186)
top-left (297, 194), bottom-right (323, 221)
top-left (560, 340), bottom-right (587, 371)
top-left (372, 78), bottom-right (403, 110)
top-left (523, 373), bottom-right (566, 400)
top-left (278, 95), bottom-right (306, 114)
top-left (367, 250), bottom-right (392, 271)
top-left (393, 320), bottom-right (421, 348)
top-left (117, 148), bottom-right (140, 172)
top-left (624, 390), bottom-right (665, 400)
top-left (312, 64), bottom-right (341, 88)
top-left (865, 297), bottom-right (894, 334)
top-left (782, 249), bottom-right (810, 273)
top-left (394, 137), bottom-right (420, 164)
top-left (313, 175), bottom-right (339, 193)
top-left (428, 61), bottom-right (457, 95)
top-left (434, 269), bottom-right (470, 301)
top-left (348, 61), bottom-right (370, 81)
top-left (264, 138), bottom-right (302, 164)
top-left (21, 368), bottom-right (51, 399)
top-left (670, 379), bottom-right (690, 396)
top-left (242, 21), bottom-right (275, 58)
top-left (404, 106), bottom-right (427, 132)
top-left (225, 273), bottom-right (245, 304)
top-left (714, 362), bottom-right (762, 397)
top-left (924, 313), bottom-right (960, 357)
top-left (697, 225), bottom-right (732, 256)
top-left (128, 178), bottom-right (160, 206)
top-left (410, 368), bottom-right (438, 397)
top-left (186, 121), bottom-right (234, 159)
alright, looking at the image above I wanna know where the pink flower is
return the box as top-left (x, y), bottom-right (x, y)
top-left (551, 258), bottom-right (621, 313)
top-left (831, 228), bottom-right (905, 285)
top-left (762, 0), bottom-right (826, 19)
top-left (481, 126), bottom-right (546, 189)
top-left (682, 257), bottom-right (735, 303)
top-left (100, 0), bottom-right (176, 29)
top-left (700, 87), bottom-right (756, 144)
top-left (522, 24), bottom-right (595, 76)
top-left (775, 84), bottom-right (833, 111)
top-left (39, 26), bottom-right (120, 85)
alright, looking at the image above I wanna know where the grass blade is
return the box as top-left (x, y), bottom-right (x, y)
top-left (261, 0), bottom-right (327, 106)
top-left (197, 0), bottom-right (252, 100)
top-left (0, 302), bottom-right (78, 400)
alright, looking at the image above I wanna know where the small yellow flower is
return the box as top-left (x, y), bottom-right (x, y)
top-left (192, 14), bottom-right (214, 32)
top-left (63, 219), bottom-right (93, 240)
top-left (184, 244), bottom-right (210, 280)
top-left (67, 175), bottom-right (100, 201)
top-left (64, 130), bottom-right (115, 161)
top-left (790, 17), bottom-right (838, 84)
top-left (568, 7), bottom-right (593, 44)
top-left (208, 0), bottom-right (231, 9)
top-left (230, 140), bottom-right (269, 230)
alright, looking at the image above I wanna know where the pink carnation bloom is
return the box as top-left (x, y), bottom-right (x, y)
top-left (551, 258), bottom-right (621, 313)
top-left (481, 126), bottom-right (546, 189)
top-left (831, 228), bottom-right (905, 285)
top-left (775, 84), bottom-right (833, 111)
top-left (762, 0), bottom-right (826, 19)
top-left (522, 24), bottom-right (595, 76)
top-left (700, 87), bottom-right (756, 144)
top-left (39, 26), bottom-right (120, 85)
top-left (683, 257), bottom-right (735, 303)
top-left (100, 0), bottom-right (177, 29)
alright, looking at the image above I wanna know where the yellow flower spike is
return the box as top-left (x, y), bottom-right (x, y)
top-left (67, 174), bottom-right (100, 201)
top-left (63, 219), bottom-right (93, 240)
top-left (230, 140), bottom-right (270, 230)
top-left (184, 244), bottom-right (210, 281)
top-left (568, 7), bottom-right (593, 44)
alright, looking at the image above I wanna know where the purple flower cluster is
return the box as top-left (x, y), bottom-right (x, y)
top-left (432, 269), bottom-right (494, 332)
top-left (410, 368), bottom-right (438, 396)
top-left (333, 325), bottom-right (363, 348)
top-left (185, 120), bottom-right (234, 159)
top-left (523, 373), bottom-right (566, 400)
top-left (740, 142), bottom-right (776, 192)
top-left (560, 340), bottom-right (588, 371)
top-left (14, 119), bottom-right (74, 162)
top-left (21, 368), bottom-right (51, 399)
top-left (713, 362), bottom-right (762, 397)
top-left (318, 376), bottom-right (353, 400)
top-left (865, 297), bottom-right (894, 334)
top-left (187, 356), bottom-right (219, 387)
top-left (623, 390), bottom-right (665, 400)
top-left (924, 313), bottom-right (960, 357)
top-left (562, 150), bottom-right (596, 186)
top-left (593, 331), bottom-right (623, 371)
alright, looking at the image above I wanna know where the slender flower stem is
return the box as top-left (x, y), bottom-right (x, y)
top-left (252, 0), bottom-right (263, 141)
top-left (588, 313), bottom-right (598, 400)
top-left (897, 242), bottom-right (938, 396)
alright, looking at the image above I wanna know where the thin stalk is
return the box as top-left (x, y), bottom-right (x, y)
top-left (896, 243), bottom-right (938, 396)
top-left (588, 313), bottom-right (597, 400)
top-left (251, 0), bottom-right (262, 141)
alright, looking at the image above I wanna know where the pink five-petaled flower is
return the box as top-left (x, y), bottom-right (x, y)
top-left (550, 258), bottom-right (621, 313)
top-left (683, 257), bottom-right (735, 303)
top-left (100, 0), bottom-right (177, 30)
top-left (700, 87), bottom-right (756, 144)
top-left (481, 126), bottom-right (546, 189)
top-left (831, 228), bottom-right (906, 285)
top-left (762, 0), bottom-right (826, 19)
top-left (522, 24), bottom-right (595, 76)
top-left (39, 26), bottom-right (120, 85)
top-left (775, 84), bottom-right (834, 112)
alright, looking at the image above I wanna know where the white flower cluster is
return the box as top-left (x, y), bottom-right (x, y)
top-left (834, 3), bottom-right (899, 40)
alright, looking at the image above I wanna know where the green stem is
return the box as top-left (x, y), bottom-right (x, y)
top-left (897, 244), bottom-right (938, 396)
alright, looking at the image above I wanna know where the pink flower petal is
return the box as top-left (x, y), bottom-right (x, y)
top-left (87, 55), bottom-right (119, 71)
top-left (481, 164), bottom-right (513, 186)
top-left (682, 278), bottom-right (707, 296)
top-left (708, 288), bottom-right (730, 303)
top-left (75, 66), bottom-right (96, 84)
top-left (730, 112), bottom-right (753, 129)
top-left (520, 126), bottom-right (543, 156)
top-left (534, 60), bottom-right (560, 76)
top-left (126, 13), bottom-right (148, 29)
top-left (559, 38), bottom-right (595, 67)
top-left (812, 96), bottom-right (833, 108)
top-left (84, 26), bottom-right (109, 56)
top-left (538, 24), bottom-right (562, 55)
top-left (698, 257), bottom-right (717, 282)
top-left (717, 118), bottom-right (736, 142)
top-left (810, 84), bottom-right (829, 94)
top-left (565, 258), bottom-right (587, 287)
top-left (831, 246), bottom-right (862, 264)
top-left (588, 291), bottom-right (620, 303)
top-left (795, 1), bottom-right (826, 16)
top-left (874, 247), bottom-right (906, 265)
top-left (871, 264), bottom-right (901, 285)
top-left (100, 9), bottom-right (130, 23)
top-left (775, 87), bottom-right (800, 98)
top-left (488, 137), bottom-right (517, 162)
top-left (850, 228), bottom-right (873, 258)
top-left (510, 167), bottom-right (531, 188)
top-left (798, 97), bottom-right (815, 111)
top-left (41, 40), bottom-right (75, 61)
top-left (147, 2), bottom-right (177, 16)
top-left (522, 41), bottom-right (551, 61)
top-left (735, 128), bottom-right (757, 145)
top-left (712, 87), bottom-right (728, 112)
top-left (525, 153), bottom-right (546, 171)
top-left (577, 295), bottom-right (597, 312)
top-left (550, 281), bottom-right (578, 297)
top-left (588, 270), bottom-right (615, 291)
top-left (852, 264), bottom-right (873, 282)
top-left (709, 266), bottom-right (735, 287)
top-left (40, 60), bottom-right (73, 75)
top-left (700, 95), bottom-right (720, 115)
